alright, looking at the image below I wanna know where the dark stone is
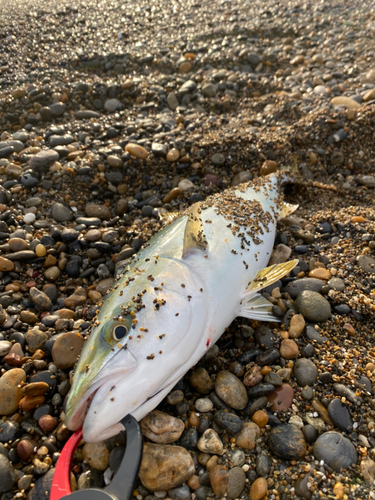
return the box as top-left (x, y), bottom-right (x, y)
top-left (27, 468), bottom-right (55, 500)
top-left (256, 348), bottom-right (279, 366)
top-left (256, 451), bottom-right (271, 477)
top-left (294, 358), bottom-right (318, 386)
top-left (254, 325), bottom-right (275, 348)
top-left (313, 431), bottom-right (357, 471)
top-left (269, 424), bottom-right (307, 460)
top-left (214, 411), bottom-right (242, 434)
top-left (237, 349), bottom-right (260, 365)
top-left (327, 399), bottom-right (353, 433)
top-left (284, 278), bottom-right (324, 299)
top-left (0, 454), bottom-right (16, 493)
top-left (179, 428), bottom-right (199, 450)
top-left (303, 424), bottom-right (317, 444)
top-left (0, 421), bottom-right (20, 443)
top-left (248, 383), bottom-right (275, 398)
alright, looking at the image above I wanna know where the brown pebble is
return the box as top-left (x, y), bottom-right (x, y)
top-left (63, 287), bottom-right (87, 309)
top-left (0, 256), bottom-right (15, 272)
top-left (52, 332), bottom-right (84, 369)
top-left (279, 339), bottom-right (299, 359)
top-left (17, 439), bottom-right (36, 461)
top-left (288, 314), bottom-right (305, 339)
top-left (163, 188), bottom-right (183, 203)
top-left (259, 160), bottom-right (277, 176)
top-left (187, 475), bottom-right (200, 490)
top-left (57, 309), bottom-right (75, 319)
top-left (125, 143), bottom-right (148, 160)
top-left (9, 237), bottom-right (28, 252)
top-left (343, 323), bottom-right (356, 336)
top-left (309, 268), bottom-right (331, 280)
top-left (209, 465), bottom-right (229, 497)
top-left (44, 254), bottom-right (58, 267)
top-left (35, 244), bottom-right (47, 257)
top-left (39, 415), bottom-right (58, 432)
top-left (179, 61), bottom-right (192, 73)
top-left (19, 395), bottom-right (45, 411)
top-left (4, 353), bottom-right (23, 366)
top-left (0, 368), bottom-right (26, 415)
top-left (166, 148), bottom-right (180, 162)
top-left (268, 383), bottom-right (294, 411)
top-left (252, 410), bottom-right (268, 428)
top-left (250, 477), bottom-right (268, 500)
top-left (22, 382), bottom-right (49, 397)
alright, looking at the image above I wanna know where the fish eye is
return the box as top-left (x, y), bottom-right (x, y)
top-left (113, 325), bottom-right (128, 341)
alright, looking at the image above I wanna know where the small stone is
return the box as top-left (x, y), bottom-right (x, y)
top-left (44, 266), bottom-right (61, 280)
top-left (267, 383), bottom-right (294, 411)
top-left (77, 469), bottom-right (104, 490)
top-left (104, 99), bottom-right (121, 112)
top-left (85, 203), bottom-right (112, 220)
top-left (209, 465), bottom-right (228, 497)
top-left (331, 96), bottom-right (361, 109)
top-left (294, 358), bottom-right (318, 386)
top-left (313, 431), bottom-right (357, 471)
top-left (19, 395), bottom-right (45, 411)
top-left (139, 443), bottom-right (194, 491)
top-left (179, 61), bottom-right (192, 73)
top-left (125, 143), bottom-right (148, 160)
top-left (0, 368), bottom-right (26, 415)
top-left (279, 339), bottom-right (299, 359)
top-left (22, 382), bottom-right (49, 397)
top-left (8, 237), bottom-right (28, 251)
top-left (288, 314), bottom-right (305, 338)
top-left (360, 458), bottom-right (375, 485)
top-left (202, 84), bottom-right (217, 98)
top-left (234, 422), bottom-right (260, 450)
top-left (0, 454), bottom-right (16, 493)
top-left (27, 467), bottom-right (54, 500)
top-left (26, 327), bottom-right (49, 352)
top-left (167, 92), bottom-right (179, 111)
top-left (211, 153), bottom-right (225, 165)
top-left (163, 188), bottom-right (182, 203)
top-left (82, 441), bottom-right (109, 471)
top-left (227, 467), bottom-right (246, 499)
top-left (259, 160), bottom-right (277, 176)
top-left (249, 477), bottom-right (268, 500)
top-left (215, 371), bottom-right (248, 410)
top-left (52, 332), bottom-right (84, 369)
top-left (29, 287), bottom-right (53, 311)
top-left (64, 287), bottom-right (87, 308)
top-left (29, 150), bottom-right (59, 173)
top-left (0, 256), bottom-right (14, 272)
top-left (140, 410), bottom-right (184, 444)
top-left (294, 291), bottom-right (331, 322)
top-left (256, 451), bottom-right (271, 477)
top-left (38, 415), bottom-right (58, 433)
top-left (357, 255), bottom-right (375, 273)
top-left (51, 203), bottom-right (74, 222)
top-left (284, 278), bottom-right (324, 298)
top-left (269, 424), bottom-right (307, 460)
top-left (309, 268), bottom-right (331, 280)
top-left (35, 244), bottom-right (47, 257)
top-left (214, 411), bottom-right (242, 434)
top-left (189, 367), bottom-right (214, 394)
top-left (166, 148), bottom-right (180, 162)
top-left (197, 429), bottom-right (224, 455)
top-left (243, 365), bottom-right (263, 387)
top-left (0, 341), bottom-right (12, 356)
top-left (327, 399), bottom-right (353, 433)
top-left (363, 88), bottom-right (375, 102)
top-left (195, 398), bottom-right (213, 413)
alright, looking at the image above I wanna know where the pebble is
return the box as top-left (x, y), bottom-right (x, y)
top-left (360, 458), bottom-right (375, 485)
top-left (0, 454), bottom-right (16, 493)
top-left (215, 371), bottom-right (248, 410)
top-left (82, 441), bottom-right (109, 471)
top-left (327, 399), bottom-right (353, 433)
top-left (209, 465), bottom-right (228, 496)
top-left (279, 338), bottom-right (299, 359)
top-left (195, 398), bottom-right (213, 413)
top-left (29, 287), bottom-right (53, 311)
top-left (197, 429), bottom-right (224, 455)
top-left (234, 422), bottom-right (260, 450)
top-left (249, 477), bottom-right (268, 500)
top-left (227, 467), bottom-right (246, 499)
top-left (284, 278), bottom-right (324, 298)
top-left (139, 443), bottom-right (194, 491)
top-left (64, 287), bottom-right (87, 308)
top-left (166, 148), bottom-right (180, 162)
top-left (52, 332), bottom-right (84, 370)
top-left (29, 150), bottom-right (59, 173)
top-left (269, 424), bottom-right (307, 460)
top-left (294, 290), bottom-right (331, 322)
top-left (288, 314), bottom-right (305, 338)
top-left (0, 368), bottom-right (26, 415)
top-left (294, 358), bottom-right (318, 386)
top-left (214, 411), bottom-right (242, 434)
top-left (0, 256), bottom-right (14, 272)
top-left (125, 143), bottom-right (148, 160)
top-left (51, 203), bottom-right (74, 222)
top-left (313, 431), bottom-right (357, 471)
top-left (85, 203), bottom-right (112, 220)
top-left (267, 383), bottom-right (294, 411)
top-left (189, 368), bottom-right (214, 394)
top-left (140, 410), bottom-right (184, 444)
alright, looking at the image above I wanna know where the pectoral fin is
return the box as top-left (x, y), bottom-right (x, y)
top-left (182, 203), bottom-right (208, 258)
top-left (238, 293), bottom-right (280, 322)
top-left (243, 259), bottom-right (298, 300)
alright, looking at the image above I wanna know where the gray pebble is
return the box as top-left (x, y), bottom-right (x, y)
top-left (294, 358), bottom-right (318, 386)
top-left (0, 454), bottom-right (16, 493)
top-left (313, 431), bottom-right (357, 471)
top-left (285, 278), bottom-right (324, 298)
top-left (294, 290), bottom-right (331, 322)
top-left (51, 203), bottom-right (74, 222)
top-left (29, 149), bottom-right (59, 173)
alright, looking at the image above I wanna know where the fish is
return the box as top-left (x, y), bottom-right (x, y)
top-left (64, 171), bottom-right (298, 442)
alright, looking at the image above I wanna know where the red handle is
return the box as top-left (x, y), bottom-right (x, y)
top-left (50, 429), bottom-right (83, 500)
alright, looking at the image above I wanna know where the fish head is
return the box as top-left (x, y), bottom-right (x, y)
top-left (65, 258), bottom-right (207, 441)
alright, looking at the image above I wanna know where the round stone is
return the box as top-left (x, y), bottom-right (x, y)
top-left (104, 99), bottom-right (121, 112)
top-left (29, 287), bottom-right (53, 311)
top-left (0, 256), bottom-right (14, 272)
top-left (140, 410), bottom-right (184, 444)
top-left (279, 339), bottom-right (299, 359)
top-left (209, 464), bottom-right (228, 497)
top-left (211, 153), bottom-right (225, 165)
top-left (215, 371), bottom-right (248, 410)
top-left (227, 467), bottom-right (246, 499)
top-left (249, 477), bottom-right (268, 500)
top-left (214, 411), bottom-right (242, 434)
top-left (284, 278), bottom-right (324, 298)
top-left (195, 398), bottom-right (214, 413)
top-left (294, 358), bottom-right (318, 386)
top-left (52, 332), bottom-right (84, 369)
top-left (313, 431), bottom-right (357, 471)
top-left (82, 441), bottom-right (109, 471)
top-left (269, 424), bottom-right (307, 460)
top-left (252, 410), bottom-right (268, 428)
top-left (234, 422), bottom-right (261, 450)
top-left (51, 203), bottom-right (74, 222)
top-left (189, 367), bottom-right (214, 394)
top-left (0, 368), bottom-right (26, 415)
top-left (0, 453), bottom-right (16, 493)
top-left (139, 443), bottom-right (195, 491)
top-left (125, 143), bottom-right (148, 159)
top-left (29, 149), bottom-right (59, 173)
top-left (294, 291), bottom-right (331, 322)
top-left (327, 399), bottom-right (353, 433)
top-left (85, 203), bottom-right (111, 220)
top-left (259, 160), bottom-right (277, 176)
top-left (288, 314), bottom-right (305, 338)
top-left (8, 237), bottom-right (28, 251)
top-left (166, 148), bottom-right (180, 162)
top-left (267, 383), bottom-right (294, 411)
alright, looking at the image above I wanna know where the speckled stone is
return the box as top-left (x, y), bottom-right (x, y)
top-left (215, 371), bottom-right (248, 410)
top-left (140, 410), bottom-right (184, 444)
top-left (294, 358), bottom-right (318, 386)
top-left (197, 429), bottom-right (224, 455)
top-left (294, 291), bottom-right (331, 322)
top-left (313, 431), bottom-right (357, 471)
top-left (82, 441), bottom-right (109, 471)
top-left (269, 424), bottom-right (307, 460)
top-left (0, 368), bottom-right (26, 415)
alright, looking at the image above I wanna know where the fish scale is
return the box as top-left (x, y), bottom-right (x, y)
top-left (65, 172), bottom-right (298, 442)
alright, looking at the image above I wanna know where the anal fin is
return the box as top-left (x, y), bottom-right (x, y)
top-left (243, 259), bottom-right (298, 300)
top-left (238, 293), bottom-right (280, 322)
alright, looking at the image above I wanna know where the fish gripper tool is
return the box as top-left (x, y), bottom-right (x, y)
top-left (50, 414), bottom-right (143, 500)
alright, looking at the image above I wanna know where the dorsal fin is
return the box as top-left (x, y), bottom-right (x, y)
top-left (182, 203), bottom-right (208, 258)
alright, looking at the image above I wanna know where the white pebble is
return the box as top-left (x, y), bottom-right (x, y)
top-left (23, 213), bottom-right (36, 224)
